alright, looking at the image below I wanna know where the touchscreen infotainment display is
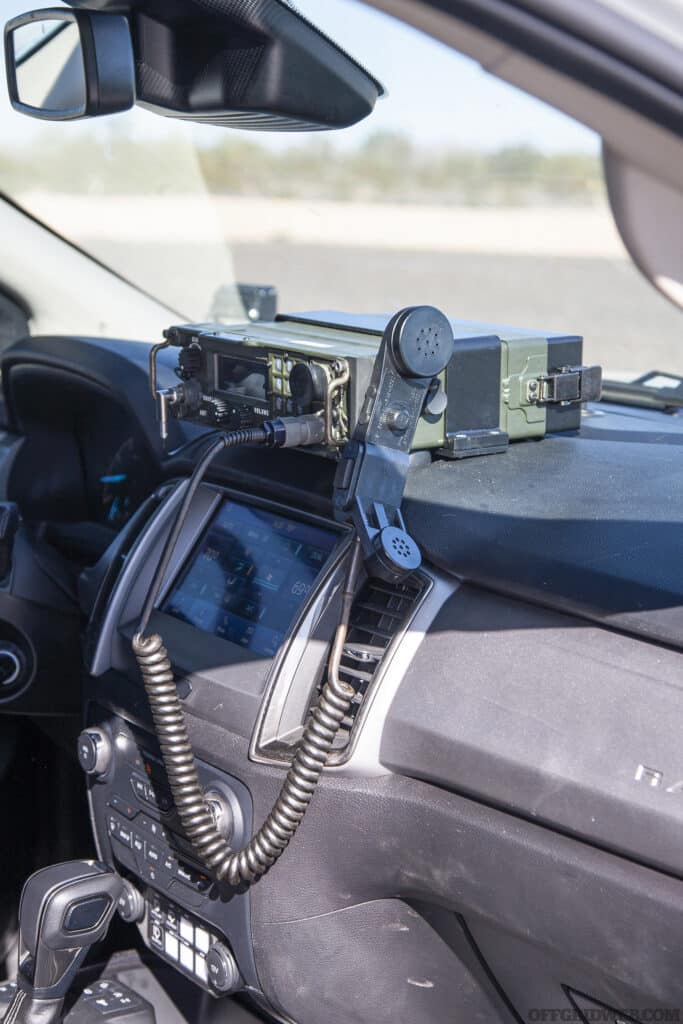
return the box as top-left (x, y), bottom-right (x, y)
top-left (162, 499), bottom-right (338, 657)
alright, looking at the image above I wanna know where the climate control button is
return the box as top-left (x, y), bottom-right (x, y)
top-left (117, 880), bottom-right (145, 924)
top-left (78, 729), bottom-right (113, 778)
top-left (206, 942), bottom-right (241, 994)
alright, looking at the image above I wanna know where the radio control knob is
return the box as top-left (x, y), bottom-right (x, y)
top-left (206, 942), bottom-right (241, 994)
top-left (77, 728), bottom-right (113, 778)
top-left (117, 880), bottom-right (145, 924)
top-left (289, 361), bottom-right (327, 411)
top-left (202, 395), bottom-right (230, 424)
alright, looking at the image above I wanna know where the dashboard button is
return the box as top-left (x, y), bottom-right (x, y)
top-left (174, 862), bottom-right (211, 893)
top-left (109, 794), bottom-right (136, 820)
top-left (139, 815), bottom-right (167, 842)
top-left (195, 954), bottom-right (208, 983)
top-left (131, 774), bottom-right (149, 803)
top-left (118, 824), bottom-right (133, 847)
top-left (179, 943), bottom-right (194, 972)
top-left (206, 943), bottom-right (240, 994)
top-left (117, 881), bottom-right (145, 925)
top-left (164, 933), bottom-right (179, 962)
top-left (108, 817), bottom-right (133, 848)
top-left (78, 729), bottom-right (112, 778)
top-left (195, 928), bottom-right (210, 954)
top-left (175, 863), bottom-right (194, 885)
top-left (145, 844), bottom-right (161, 866)
top-left (149, 892), bottom-right (163, 918)
top-left (165, 906), bottom-right (178, 930)
top-left (139, 862), bottom-right (162, 887)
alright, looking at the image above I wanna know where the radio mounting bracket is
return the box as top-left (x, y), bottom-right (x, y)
top-left (333, 306), bottom-right (454, 582)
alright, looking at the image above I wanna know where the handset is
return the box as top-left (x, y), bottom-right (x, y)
top-left (333, 306), bottom-right (454, 581)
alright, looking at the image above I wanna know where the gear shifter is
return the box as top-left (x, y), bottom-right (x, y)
top-left (3, 862), bottom-right (122, 1024)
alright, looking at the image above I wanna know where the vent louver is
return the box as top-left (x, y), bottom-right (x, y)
top-left (312, 573), bottom-right (427, 758)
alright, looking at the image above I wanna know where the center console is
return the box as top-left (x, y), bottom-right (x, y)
top-left (83, 712), bottom-right (256, 995)
top-left (79, 483), bottom-right (353, 1001)
top-left (76, 473), bottom-right (444, 1013)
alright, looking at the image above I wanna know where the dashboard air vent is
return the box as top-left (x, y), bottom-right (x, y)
top-left (312, 573), bottom-right (427, 758)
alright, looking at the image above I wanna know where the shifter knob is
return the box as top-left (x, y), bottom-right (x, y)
top-left (9, 861), bottom-right (122, 1021)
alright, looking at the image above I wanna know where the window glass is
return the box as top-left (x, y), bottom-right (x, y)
top-left (0, 0), bottom-right (680, 375)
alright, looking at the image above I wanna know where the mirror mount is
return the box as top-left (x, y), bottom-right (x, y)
top-left (4, 7), bottom-right (135, 121)
top-left (130, 0), bottom-right (383, 130)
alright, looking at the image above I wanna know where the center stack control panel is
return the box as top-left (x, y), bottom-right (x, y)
top-left (79, 709), bottom-right (259, 997)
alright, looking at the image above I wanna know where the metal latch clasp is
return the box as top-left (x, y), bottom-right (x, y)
top-left (528, 365), bottom-right (602, 405)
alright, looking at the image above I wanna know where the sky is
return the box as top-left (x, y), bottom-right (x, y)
top-left (288, 0), bottom-right (599, 152)
top-left (0, 0), bottom-right (600, 154)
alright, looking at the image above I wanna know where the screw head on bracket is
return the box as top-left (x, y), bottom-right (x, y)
top-left (385, 406), bottom-right (411, 433)
top-left (389, 306), bottom-right (454, 379)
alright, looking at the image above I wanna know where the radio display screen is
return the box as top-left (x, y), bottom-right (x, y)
top-left (162, 499), bottom-right (338, 657)
top-left (218, 356), bottom-right (268, 402)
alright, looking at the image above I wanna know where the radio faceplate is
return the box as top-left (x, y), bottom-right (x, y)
top-left (166, 322), bottom-right (355, 448)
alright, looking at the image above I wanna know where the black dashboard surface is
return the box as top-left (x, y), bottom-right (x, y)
top-left (381, 580), bottom-right (683, 878)
top-left (3, 333), bottom-right (683, 650)
top-left (403, 410), bottom-right (683, 650)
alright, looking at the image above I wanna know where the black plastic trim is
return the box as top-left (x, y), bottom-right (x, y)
top-left (419, 0), bottom-right (683, 138)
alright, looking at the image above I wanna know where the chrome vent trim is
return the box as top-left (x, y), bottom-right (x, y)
top-left (324, 574), bottom-right (427, 763)
top-left (251, 554), bottom-right (459, 776)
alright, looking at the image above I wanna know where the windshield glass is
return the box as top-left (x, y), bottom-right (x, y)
top-left (0, 0), bottom-right (681, 376)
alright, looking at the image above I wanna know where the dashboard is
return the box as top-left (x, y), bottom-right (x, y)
top-left (1, 332), bottom-right (683, 1024)
top-left (1, 335), bottom-right (164, 556)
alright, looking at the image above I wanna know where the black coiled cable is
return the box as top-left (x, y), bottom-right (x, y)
top-left (132, 427), bottom-right (363, 888)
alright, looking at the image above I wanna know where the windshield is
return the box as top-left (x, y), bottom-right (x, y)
top-left (1, 0), bottom-right (681, 377)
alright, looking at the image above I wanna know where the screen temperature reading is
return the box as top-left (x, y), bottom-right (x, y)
top-left (163, 499), bottom-right (338, 657)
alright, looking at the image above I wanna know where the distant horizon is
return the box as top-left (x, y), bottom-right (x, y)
top-left (0, 130), bottom-right (604, 209)
top-left (0, 124), bottom-right (600, 156)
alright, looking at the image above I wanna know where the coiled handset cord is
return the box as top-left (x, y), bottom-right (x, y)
top-left (132, 426), bottom-right (363, 887)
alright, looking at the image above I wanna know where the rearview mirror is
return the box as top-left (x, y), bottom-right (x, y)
top-left (5, 1), bottom-right (382, 132)
top-left (131, 0), bottom-right (384, 130)
top-left (4, 8), bottom-right (135, 120)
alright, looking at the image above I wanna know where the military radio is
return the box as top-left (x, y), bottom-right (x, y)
top-left (149, 309), bottom-right (601, 459)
